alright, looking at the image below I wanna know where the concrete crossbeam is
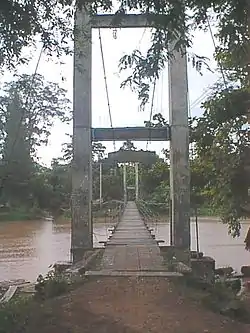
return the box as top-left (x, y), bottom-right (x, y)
top-left (92, 126), bottom-right (170, 141)
top-left (90, 13), bottom-right (164, 29)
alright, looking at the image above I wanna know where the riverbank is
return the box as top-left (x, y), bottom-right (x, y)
top-left (0, 203), bottom-right (123, 222)
top-left (0, 207), bottom-right (47, 222)
top-left (1, 276), bottom-right (250, 333)
top-left (0, 210), bottom-right (118, 223)
top-left (1, 204), bottom-right (248, 223)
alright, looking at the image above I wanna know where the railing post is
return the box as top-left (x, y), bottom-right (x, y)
top-left (99, 162), bottom-right (102, 209)
top-left (135, 162), bottom-right (139, 201)
top-left (123, 163), bottom-right (127, 204)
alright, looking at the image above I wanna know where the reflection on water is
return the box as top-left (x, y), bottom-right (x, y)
top-left (0, 217), bottom-right (250, 282)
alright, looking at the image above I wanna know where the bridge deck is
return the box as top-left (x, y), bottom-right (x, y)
top-left (86, 202), bottom-right (181, 276)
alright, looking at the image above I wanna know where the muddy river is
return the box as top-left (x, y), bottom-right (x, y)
top-left (0, 217), bottom-right (249, 281)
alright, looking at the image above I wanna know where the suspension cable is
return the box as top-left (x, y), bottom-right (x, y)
top-left (206, 15), bottom-right (228, 90)
top-left (190, 89), bottom-right (211, 110)
top-left (135, 27), bottom-right (155, 151)
top-left (146, 78), bottom-right (157, 150)
top-left (187, 79), bottom-right (195, 162)
top-left (98, 28), bottom-right (116, 151)
top-left (190, 15), bottom-right (228, 112)
top-left (138, 28), bottom-right (147, 48)
top-left (190, 77), bottom-right (222, 111)
top-left (160, 71), bottom-right (164, 112)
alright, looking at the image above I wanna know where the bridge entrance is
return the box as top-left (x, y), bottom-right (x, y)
top-left (71, 9), bottom-right (190, 262)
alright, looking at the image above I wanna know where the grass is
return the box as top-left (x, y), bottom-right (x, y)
top-left (175, 274), bottom-right (250, 324)
top-left (0, 296), bottom-right (33, 333)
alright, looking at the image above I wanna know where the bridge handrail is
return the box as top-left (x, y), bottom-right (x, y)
top-left (136, 200), bottom-right (156, 221)
top-left (136, 200), bottom-right (163, 235)
top-left (93, 199), bottom-right (125, 226)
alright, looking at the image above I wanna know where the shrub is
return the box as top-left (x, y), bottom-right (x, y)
top-left (35, 270), bottom-right (69, 299)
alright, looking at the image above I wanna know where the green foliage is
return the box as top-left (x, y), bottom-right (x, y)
top-left (214, 2), bottom-right (249, 83)
top-left (180, 275), bottom-right (250, 324)
top-left (0, 206), bottom-right (43, 221)
top-left (35, 270), bottom-right (69, 299)
top-left (43, 161), bottom-right (71, 214)
top-left (61, 134), bottom-right (107, 163)
top-left (0, 93), bottom-right (33, 205)
top-left (1, 1), bottom-right (246, 108)
top-left (0, 0), bottom-right (73, 69)
top-left (0, 297), bottom-right (32, 333)
top-left (140, 159), bottom-right (169, 199)
top-left (196, 206), bottom-right (219, 217)
top-left (0, 73), bottom-right (71, 155)
top-left (120, 139), bottom-right (137, 151)
top-left (150, 181), bottom-right (170, 203)
top-left (192, 85), bottom-right (249, 236)
top-left (144, 103), bottom-right (249, 235)
top-left (202, 281), bottom-right (250, 323)
top-left (93, 142), bottom-right (107, 160)
top-left (101, 172), bottom-right (123, 201)
top-left (0, 74), bottom-right (71, 216)
top-left (144, 113), bottom-right (168, 128)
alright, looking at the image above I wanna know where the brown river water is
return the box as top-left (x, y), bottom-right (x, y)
top-left (0, 217), bottom-right (250, 282)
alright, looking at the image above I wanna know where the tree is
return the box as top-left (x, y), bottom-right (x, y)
top-left (150, 181), bottom-right (170, 204)
top-left (0, 74), bottom-right (71, 210)
top-left (192, 85), bottom-right (249, 236)
top-left (0, 0), bottom-right (73, 69)
top-left (61, 135), bottom-right (107, 163)
top-left (0, 74), bottom-right (71, 156)
top-left (93, 142), bottom-right (106, 160)
top-left (101, 172), bottom-right (123, 201)
top-left (117, 1), bottom-right (250, 107)
top-left (1, 93), bottom-right (33, 205)
top-left (120, 140), bottom-right (137, 151)
top-left (144, 113), bottom-right (168, 128)
top-left (1, 1), bottom-right (246, 102)
top-left (29, 164), bottom-right (54, 211)
top-left (138, 152), bottom-right (169, 203)
top-left (47, 160), bottom-right (71, 214)
top-left (144, 105), bottom-right (249, 236)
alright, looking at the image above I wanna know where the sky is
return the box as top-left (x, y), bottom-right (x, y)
top-left (0, 23), bottom-right (221, 167)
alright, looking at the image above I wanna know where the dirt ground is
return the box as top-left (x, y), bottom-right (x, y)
top-left (22, 277), bottom-right (250, 333)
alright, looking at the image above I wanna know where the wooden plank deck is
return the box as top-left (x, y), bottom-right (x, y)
top-left (86, 202), bottom-right (182, 277)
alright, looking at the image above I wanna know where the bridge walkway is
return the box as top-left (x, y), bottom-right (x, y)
top-left (86, 201), bottom-right (181, 277)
